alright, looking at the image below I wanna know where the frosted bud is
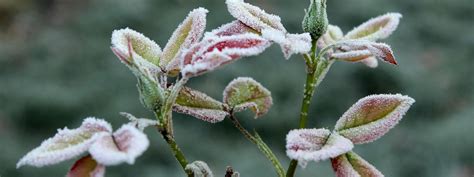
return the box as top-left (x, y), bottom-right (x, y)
top-left (345, 13), bottom-right (402, 41)
top-left (223, 77), bottom-right (272, 118)
top-left (16, 118), bottom-right (112, 168)
top-left (286, 128), bottom-right (353, 167)
top-left (89, 124), bottom-right (150, 166)
top-left (67, 155), bottom-right (105, 177)
top-left (174, 87), bottom-right (228, 123)
top-left (162, 8), bottom-right (208, 76)
top-left (335, 94), bottom-right (415, 144)
top-left (185, 161), bottom-right (214, 177)
top-left (331, 151), bottom-right (384, 177)
top-left (302, 0), bottom-right (328, 40)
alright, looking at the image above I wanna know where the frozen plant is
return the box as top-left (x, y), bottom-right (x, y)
top-left (17, 0), bottom-right (414, 177)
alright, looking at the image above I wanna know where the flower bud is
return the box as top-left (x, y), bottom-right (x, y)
top-left (302, 0), bottom-right (328, 40)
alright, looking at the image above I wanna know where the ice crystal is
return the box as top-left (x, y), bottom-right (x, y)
top-left (286, 128), bottom-right (353, 167)
top-left (334, 94), bottom-right (415, 144)
top-left (223, 77), bottom-right (272, 118)
top-left (331, 151), bottom-right (383, 177)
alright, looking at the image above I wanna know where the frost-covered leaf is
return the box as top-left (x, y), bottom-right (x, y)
top-left (89, 125), bottom-right (149, 166)
top-left (174, 87), bottom-right (228, 123)
top-left (345, 13), bottom-right (402, 41)
top-left (261, 28), bottom-right (312, 59)
top-left (181, 33), bottom-right (270, 77)
top-left (162, 8), bottom-right (208, 75)
top-left (226, 0), bottom-right (286, 33)
top-left (67, 155), bottom-right (105, 177)
top-left (111, 28), bottom-right (162, 66)
top-left (207, 20), bottom-right (258, 37)
top-left (286, 128), bottom-right (353, 167)
top-left (185, 161), bottom-right (214, 177)
top-left (223, 77), bottom-right (272, 118)
top-left (334, 94), bottom-right (415, 144)
top-left (317, 25), bottom-right (344, 51)
top-left (17, 118), bottom-right (112, 168)
top-left (335, 40), bottom-right (397, 65)
top-left (331, 151), bottom-right (383, 177)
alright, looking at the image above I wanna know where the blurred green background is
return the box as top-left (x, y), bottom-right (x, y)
top-left (1, 0), bottom-right (473, 176)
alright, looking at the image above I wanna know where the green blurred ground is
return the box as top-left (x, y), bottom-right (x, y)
top-left (0, 0), bottom-right (473, 176)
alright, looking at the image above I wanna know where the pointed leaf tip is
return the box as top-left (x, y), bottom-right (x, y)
top-left (163, 8), bottom-right (209, 75)
top-left (174, 87), bottom-right (228, 123)
top-left (223, 77), bottom-right (272, 118)
top-left (345, 12), bottom-right (402, 41)
top-left (335, 94), bottom-right (415, 144)
top-left (331, 151), bottom-right (384, 177)
top-left (333, 40), bottom-right (398, 65)
top-left (89, 125), bottom-right (149, 166)
top-left (286, 129), bottom-right (354, 167)
top-left (67, 155), bottom-right (105, 177)
top-left (16, 118), bottom-right (111, 168)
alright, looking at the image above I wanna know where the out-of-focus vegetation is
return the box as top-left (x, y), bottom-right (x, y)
top-left (0, 0), bottom-right (473, 176)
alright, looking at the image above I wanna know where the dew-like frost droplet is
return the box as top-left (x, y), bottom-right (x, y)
top-left (286, 129), bottom-right (353, 167)
top-left (16, 118), bottom-right (112, 168)
top-left (331, 151), bottom-right (384, 177)
top-left (334, 94), bottom-right (415, 144)
top-left (223, 77), bottom-right (272, 118)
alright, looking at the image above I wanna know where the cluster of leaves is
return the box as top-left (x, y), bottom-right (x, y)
top-left (16, 0), bottom-right (415, 176)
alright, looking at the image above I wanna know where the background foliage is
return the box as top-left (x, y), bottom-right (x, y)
top-left (0, 0), bottom-right (473, 176)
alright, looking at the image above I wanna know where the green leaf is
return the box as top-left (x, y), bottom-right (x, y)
top-left (174, 87), bottom-right (228, 123)
top-left (334, 94), bottom-right (415, 144)
top-left (111, 28), bottom-right (162, 66)
top-left (223, 77), bottom-right (272, 118)
top-left (344, 13), bottom-right (402, 41)
top-left (331, 151), bottom-right (383, 177)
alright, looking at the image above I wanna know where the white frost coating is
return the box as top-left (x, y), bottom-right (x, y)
top-left (206, 20), bottom-right (256, 38)
top-left (345, 13), bottom-right (402, 41)
top-left (226, 0), bottom-right (286, 33)
top-left (173, 105), bottom-right (228, 123)
top-left (360, 57), bottom-right (378, 68)
top-left (89, 125), bottom-right (150, 166)
top-left (286, 129), bottom-right (354, 167)
top-left (181, 33), bottom-right (271, 77)
top-left (331, 152), bottom-right (384, 177)
top-left (17, 117), bottom-right (112, 168)
top-left (161, 7), bottom-right (208, 68)
top-left (67, 155), bottom-right (106, 177)
top-left (223, 77), bottom-right (273, 118)
top-left (262, 29), bottom-right (312, 59)
top-left (185, 161), bottom-right (214, 177)
top-left (335, 94), bottom-right (415, 144)
top-left (111, 28), bottom-right (162, 65)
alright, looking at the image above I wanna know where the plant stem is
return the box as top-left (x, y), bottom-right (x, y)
top-left (154, 77), bottom-right (193, 177)
top-left (286, 43), bottom-right (334, 177)
top-left (229, 114), bottom-right (286, 177)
